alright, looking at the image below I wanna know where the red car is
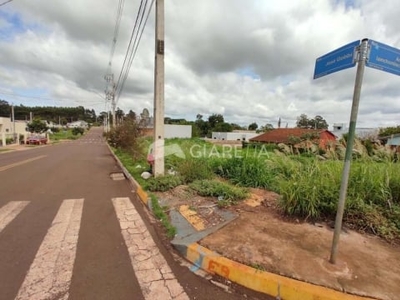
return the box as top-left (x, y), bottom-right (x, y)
top-left (26, 135), bottom-right (48, 145)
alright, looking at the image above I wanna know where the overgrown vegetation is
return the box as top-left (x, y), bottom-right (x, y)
top-left (106, 119), bottom-right (144, 159)
top-left (50, 129), bottom-right (81, 141)
top-left (189, 180), bottom-right (249, 207)
top-left (150, 194), bottom-right (176, 238)
top-left (72, 127), bottom-right (85, 136)
top-left (146, 175), bottom-right (183, 192)
top-left (110, 123), bottom-right (400, 242)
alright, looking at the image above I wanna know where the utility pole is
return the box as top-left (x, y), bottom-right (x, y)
top-left (11, 104), bottom-right (16, 143)
top-left (153, 0), bottom-right (165, 177)
top-left (329, 38), bottom-right (369, 264)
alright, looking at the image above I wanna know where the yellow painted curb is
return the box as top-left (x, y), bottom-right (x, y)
top-left (179, 205), bottom-right (205, 231)
top-left (186, 243), bottom-right (375, 300)
top-left (136, 186), bottom-right (149, 205)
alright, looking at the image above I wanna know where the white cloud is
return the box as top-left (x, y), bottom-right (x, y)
top-left (0, 0), bottom-right (399, 129)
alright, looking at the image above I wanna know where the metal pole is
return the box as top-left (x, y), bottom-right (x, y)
top-left (330, 38), bottom-right (369, 264)
top-left (12, 104), bottom-right (16, 143)
top-left (153, 0), bottom-right (165, 177)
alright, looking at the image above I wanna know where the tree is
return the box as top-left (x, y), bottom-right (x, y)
top-left (27, 118), bottom-right (48, 133)
top-left (214, 122), bottom-right (233, 132)
top-left (311, 115), bottom-right (328, 129)
top-left (230, 123), bottom-right (243, 130)
top-left (296, 114), bottom-right (328, 129)
top-left (126, 110), bottom-right (136, 120)
top-left (208, 114), bottom-right (224, 128)
top-left (296, 114), bottom-right (311, 129)
top-left (0, 100), bottom-right (10, 117)
top-left (248, 122), bottom-right (258, 130)
top-left (379, 125), bottom-right (400, 137)
top-left (194, 114), bottom-right (209, 137)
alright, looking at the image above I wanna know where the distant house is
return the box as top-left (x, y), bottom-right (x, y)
top-left (67, 120), bottom-right (88, 128)
top-left (249, 128), bottom-right (337, 149)
top-left (140, 124), bottom-right (192, 139)
top-left (332, 123), bottom-right (379, 139)
top-left (212, 130), bottom-right (258, 141)
top-left (380, 133), bottom-right (400, 152)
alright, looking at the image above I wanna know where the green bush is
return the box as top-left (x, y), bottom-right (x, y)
top-left (72, 127), bottom-right (85, 135)
top-left (177, 158), bottom-right (213, 183)
top-left (189, 179), bottom-right (249, 207)
top-left (146, 175), bottom-right (183, 192)
top-left (106, 119), bottom-right (144, 159)
top-left (212, 157), bottom-right (277, 189)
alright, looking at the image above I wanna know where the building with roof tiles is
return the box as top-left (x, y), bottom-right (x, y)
top-left (249, 128), bottom-right (337, 149)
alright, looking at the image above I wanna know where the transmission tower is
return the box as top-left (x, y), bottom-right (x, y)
top-left (104, 73), bottom-right (116, 128)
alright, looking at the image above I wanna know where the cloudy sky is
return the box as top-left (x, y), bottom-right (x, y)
top-left (1, 0), bottom-right (400, 129)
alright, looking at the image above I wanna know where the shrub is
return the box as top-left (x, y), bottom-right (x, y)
top-left (212, 157), bottom-right (277, 189)
top-left (106, 119), bottom-right (144, 159)
top-left (189, 179), bottom-right (249, 207)
top-left (177, 158), bottom-right (213, 183)
top-left (146, 175), bottom-right (183, 192)
top-left (72, 127), bottom-right (85, 135)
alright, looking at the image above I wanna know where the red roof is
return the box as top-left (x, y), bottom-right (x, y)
top-left (249, 128), bottom-right (335, 144)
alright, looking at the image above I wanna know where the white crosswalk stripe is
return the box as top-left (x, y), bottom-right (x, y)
top-left (15, 199), bottom-right (84, 300)
top-left (0, 201), bottom-right (29, 233)
top-left (0, 197), bottom-right (188, 300)
top-left (112, 197), bottom-right (189, 300)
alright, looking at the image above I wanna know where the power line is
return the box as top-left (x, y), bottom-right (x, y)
top-left (0, 0), bottom-right (13, 7)
top-left (107, 0), bottom-right (125, 70)
top-left (115, 0), bottom-right (154, 104)
top-left (115, 0), bottom-right (147, 90)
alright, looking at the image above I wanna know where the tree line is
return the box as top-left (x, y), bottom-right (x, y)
top-left (0, 100), bottom-right (98, 125)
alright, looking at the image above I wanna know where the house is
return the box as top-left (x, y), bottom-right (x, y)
top-left (332, 123), bottom-right (379, 139)
top-left (212, 130), bottom-right (259, 141)
top-left (380, 133), bottom-right (400, 152)
top-left (140, 124), bottom-right (192, 139)
top-left (249, 128), bottom-right (337, 149)
top-left (0, 117), bottom-right (30, 145)
top-left (67, 120), bottom-right (89, 128)
top-left (387, 134), bottom-right (400, 146)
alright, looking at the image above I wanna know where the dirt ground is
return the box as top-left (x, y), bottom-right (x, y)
top-left (156, 186), bottom-right (400, 300)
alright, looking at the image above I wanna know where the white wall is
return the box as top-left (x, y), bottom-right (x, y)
top-left (212, 132), bottom-right (258, 141)
top-left (0, 118), bottom-right (29, 135)
top-left (165, 124), bottom-right (192, 138)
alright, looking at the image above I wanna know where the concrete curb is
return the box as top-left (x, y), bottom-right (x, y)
top-left (107, 145), bottom-right (376, 300)
top-left (107, 144), bottom-right (150, 207)
top-left (182, 243), bottom-right (374, 300)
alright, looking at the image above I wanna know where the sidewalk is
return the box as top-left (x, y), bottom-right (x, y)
top-left (112, 147), bottom-right (399, 300)
top-left (0, 143), bottom-right (29, 152)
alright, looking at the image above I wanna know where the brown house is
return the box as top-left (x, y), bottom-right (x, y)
top-left (249, 128), bottom-right (337, 149)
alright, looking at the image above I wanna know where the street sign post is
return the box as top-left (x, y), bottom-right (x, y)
top-left (366, 40), bottom-right (400, 76)
top-left (313, 40), bottom-right (359, 79)
top-left (313, 38), bottom-right (400, 264)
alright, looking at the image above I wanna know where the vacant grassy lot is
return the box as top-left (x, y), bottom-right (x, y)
top-left (114, 137), bottom-right (400, 242)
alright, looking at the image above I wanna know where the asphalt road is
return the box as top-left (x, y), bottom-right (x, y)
top-left (0, 127), bottom-right (272, 300)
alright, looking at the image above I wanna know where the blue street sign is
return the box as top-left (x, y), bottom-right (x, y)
top-left (314, 40), bottom-right (360, 79)
top-left (367, 40), bottom-right (400, 76)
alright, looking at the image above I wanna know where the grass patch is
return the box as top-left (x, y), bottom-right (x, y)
top-left (111, 137), bottom-right (400, 242)
top-left (150, 194), bottom-right (176, 238)
top-left (50, 129), bottom-right (80, 141)
top-left (176, 157), bottom-right (214, 183)
top-left (189, 179), bottom-right (249, 207)
top-left (146, 175), bottom-right (183, 192)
